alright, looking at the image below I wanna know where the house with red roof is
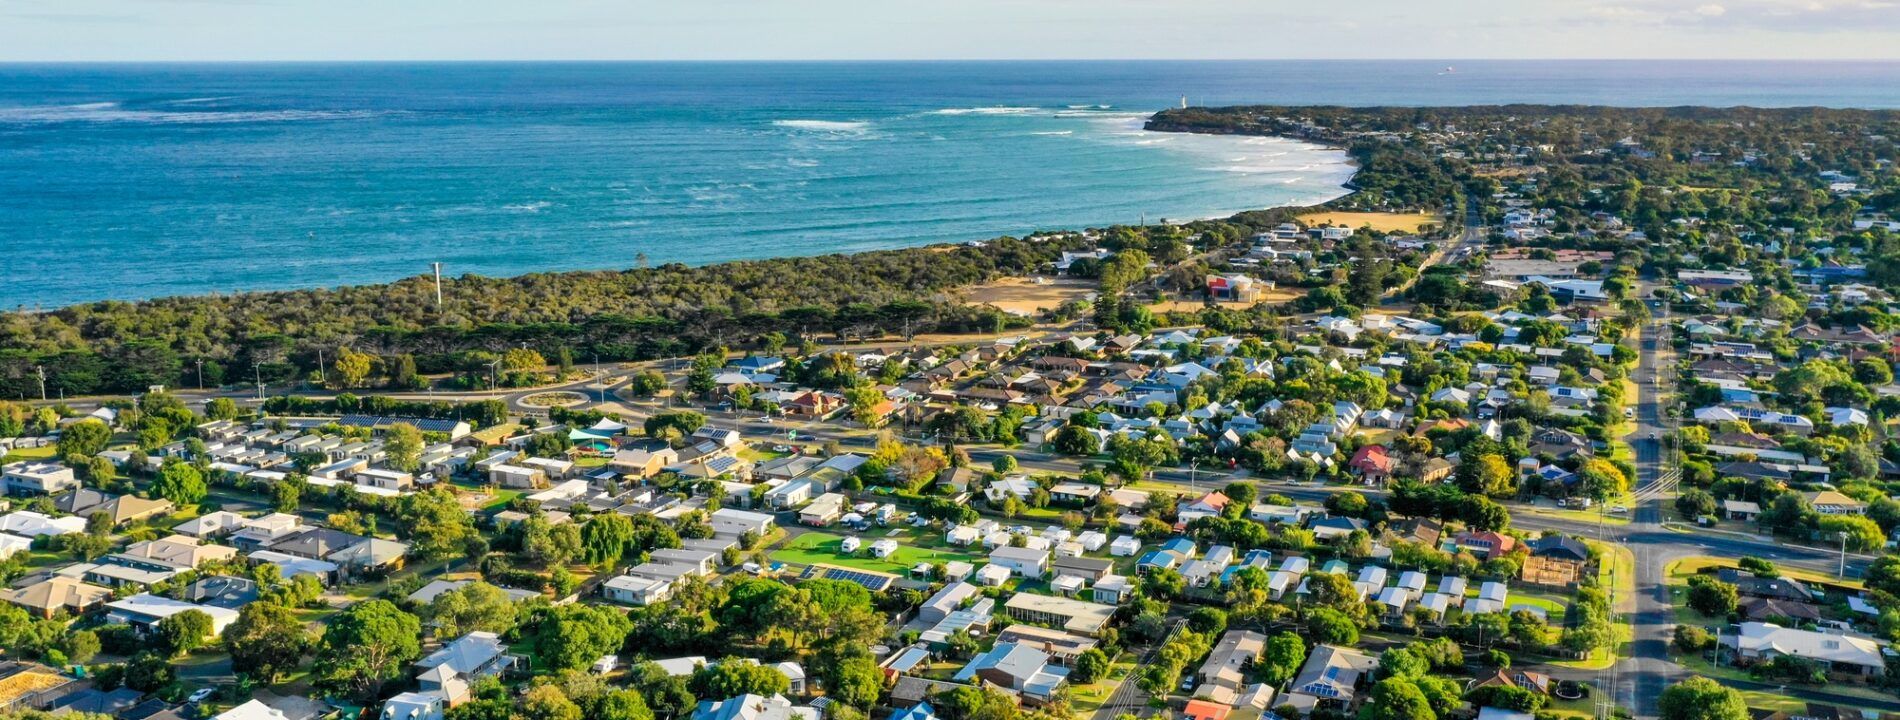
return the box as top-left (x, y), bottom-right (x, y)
top-left (1456, 530), bottom-right (1518, 559)
top-left (1348, 445), bottom-right (1395, 484)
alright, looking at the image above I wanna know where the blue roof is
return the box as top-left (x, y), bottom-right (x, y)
top-left (892, 704), bottom-right (937, 720)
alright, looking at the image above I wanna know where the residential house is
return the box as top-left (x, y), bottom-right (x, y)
top-left (989, 547), bottom-right (1050, 579)
top-left (0, 462), bottom-right (78, 497)
top-left (692, 694), bottom-right (816, 720)
top-left (1805, 491), bottom-right (1867, 515)
top-left (993, 625), bottom-right (1099, 665)
top-left (952, 643), bottom-right (1069, 704)
top-left (1724, 622), bottom-right (1885, 677)
top-left (105, 593), bottom-right (239, 637)
top-left (1348, 446), bottom-right (1394, 484)
top-left (415, 631), bottom-right (518, 705)
top-left (2, 577), bottom-right (111, 619)
top-left (1003, 593), bottom-right (1116, 636)
top-left (55, 490), bottom-right (173, 527)
top-left (1195, 630), bottom-right (1265, 705)
top-left (1283, 645), bottom-right (1377, 714)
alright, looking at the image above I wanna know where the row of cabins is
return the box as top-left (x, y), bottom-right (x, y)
top-left (599, 508), bottom-right (776, 607)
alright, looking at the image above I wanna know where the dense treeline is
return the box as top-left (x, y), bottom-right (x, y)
top-left (0, 234), bottom-right (1101, 397)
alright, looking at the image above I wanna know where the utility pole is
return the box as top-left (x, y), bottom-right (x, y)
top-left (316, 348), bottom-right (326, 387)
top-left (33, 365), bottom-right (46, 402)
top-left (1839, 530), bottom-right (1850, 578)
top-left (487, 359), bottom-right (501, 392)
top-left (194, 359), bottom-right (204, 390)
top-left (432, 262), bottom-right (444, 309)
top-left (253, 363), bottom-right (264, 400)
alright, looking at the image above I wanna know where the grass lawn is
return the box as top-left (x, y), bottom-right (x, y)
top-left (769, 530), bottom-right (981, 575)
top-left (1070, 657), bottom-right (1137, 715)
top-left (739, 447), bottom-right (789, 463)
top-left (1510, 591), bottom-right (1569, 622)
top-left (1519, 495), bottom-right (1633, 526)
top-left (1588, 538), bottom-right (1637, 609)
top-left (447, 481), bottom-right (522, 512)
top-left (1543, 697), bottom-right (1598, 720)
top-left (0, 445), bottom-right (56, 465)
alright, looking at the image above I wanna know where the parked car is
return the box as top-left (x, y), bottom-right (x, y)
top-left (1609, 505), bottom-right (1629, 515)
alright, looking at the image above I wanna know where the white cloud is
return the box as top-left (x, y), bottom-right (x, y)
top-left (1696, 3), bottom-right (1728, 15)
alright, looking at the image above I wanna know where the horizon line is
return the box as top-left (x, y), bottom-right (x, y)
top-left (6, 57), bottom-right (1900, 65)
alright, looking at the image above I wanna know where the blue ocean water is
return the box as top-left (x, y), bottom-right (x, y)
top-left (5, 60), bottom-right (1900, 308)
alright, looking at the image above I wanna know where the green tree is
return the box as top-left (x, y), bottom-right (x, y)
top-left (1052, 424), bottom-right (1101, 456)
top-left (1071, 648), bottom-right (1110, 684)
top-left (333, 347), bottom-right (375, 388)
top-left (62, 630), bottom-right (100, 665)
top-left (691, 659), bottom-right (791, 699)
top-left (1258, 632), bottom-right (1306, 686)
top-left (821, 652), bottom-right (884, 709)
top-left (1378, 647), bottom-right (1428, 679)
top-left (1305, 607), bottom-right (1358, 645)
top-left (1456, 454), bottom-right (1515, 497)
top-left (271, 476), bottom-right (304, 513)
top-left (1686, 576), bottom-right (1738, 617)
top-left (155, 609), bottom-right (214, 656)
top-left (57, 419), bottom-right (111, 462)
top-left (314, 599), bottom-right (423, 699)
top-left (1362, 678), bottom-right (1435, 720)
top-left (595, 689), bottom-right (656, 720)
top-left (1817, 514), bottom-right (1884, 552)
top-left (384, 422), bottom-right (424, 473)
top-left (1673, 625), bottom-right (1715, 653)
top-left (222, 601), bottom-right (311, 683)
top-left (82, 456), bottom-right (116, 488)
top-left (205, 397), bottom-right (240, 421)
top-left (629, 371), bottom-right (668, 397)
top-left (1576, 458), bottom-right (1628, 501)
top-left (1676, 489), bottom-right (1717, 520)
top-left (122, 652), bottom-right (176, 692)
top-left (397, 487), bottom-right (479, 560)
top-left (151, 457), bottom-right (208, 506)
top-left (1658, 677), bottom-right (1747, 720)
top-left (524, 604), bottom-right (634, 672)
top-left (645, 412), bottom-right (707, 443)
top-left (1463, 685), bottom-right (1546, 713)
top-left (428, 581), bottom-right (522, 638)
top-left (520, 685), bottom-right (583, 720)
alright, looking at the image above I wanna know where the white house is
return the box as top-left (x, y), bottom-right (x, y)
top-left (988, 546), bottom-right (1049, 579)
top-left (1, 462), bottom-right (79, 497)
top-left (602, 575), bottom-right (672, 606)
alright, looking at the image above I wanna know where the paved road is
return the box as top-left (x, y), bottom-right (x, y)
top-left (1617, 311), bottom-right (1678, 718)
top-left (1091, 619), bottom-right (1184, 720)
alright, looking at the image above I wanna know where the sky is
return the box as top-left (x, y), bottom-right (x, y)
top-left (3, 0), bottom-right (1900, 61)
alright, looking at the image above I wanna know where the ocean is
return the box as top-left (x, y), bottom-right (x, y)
top-left (5, 60), bottom-right (1900, 308)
